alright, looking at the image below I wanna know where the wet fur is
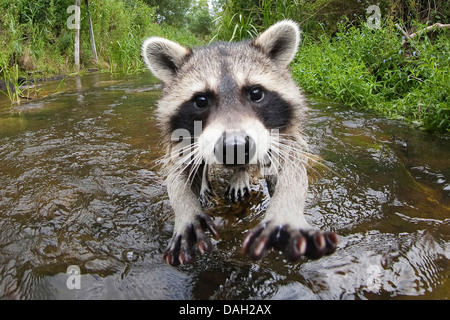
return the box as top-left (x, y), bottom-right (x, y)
top-left (142, 20), bottom-right (338, 266)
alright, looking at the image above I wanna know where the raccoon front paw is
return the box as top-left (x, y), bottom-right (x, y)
top-left (163, 214), bottom-right (219, 266)
top-left (225, 170), bottom-right (250, 201)
top-left (242, 223), bottom-right (338, 261)
top-left (199, 187), bottom-right (215, 206)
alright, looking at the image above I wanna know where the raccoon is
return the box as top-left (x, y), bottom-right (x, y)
top-left (142, 20), bottom-right (338, 266)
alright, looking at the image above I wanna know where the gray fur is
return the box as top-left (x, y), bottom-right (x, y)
top-left (142, 20), bottom-right (338, 265)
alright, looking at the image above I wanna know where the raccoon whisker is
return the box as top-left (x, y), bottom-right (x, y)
top-left (276, 143), bottom-right (316, 166)
top-left (173, 151), bottom-right (201, 181)
top-left (277, 132), bottom-right (307, 139)
top-left (170, 144), bottom-right (206, 191)
top-left (262, 148), bottom-right (281, 175)
top-left (277, 138), bottom-right (338, 171)
top-left (269, 141), bottom-right (322, 176)
top-left (277, 133), bottom-right (308, 147)
top-left (276, 134), bottom-right (339, 174)
top-left (267, 145), bottom-right (301, 174)
top-left (276, 135), bottom-right (310, 153)
top-left (274, 140), bottom-right (338, 178)
top-left (185, 152), bottom-right (205, 188)
top-left (266, 141), bottom-right (312, 177)
top-left (276, 139), bottom-right (323, 166)
top-left (172, 163), bottom-right (200, 192)
top-left (152, 142), bottom-right (199, 171)
top-left (166, 143), bottom-right (202, 182)
top-left (270, 138), bottom-right (307, 159)
top-left (165, 142), bottom-right (200, 162)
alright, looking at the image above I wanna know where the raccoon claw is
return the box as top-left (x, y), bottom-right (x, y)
top-left (199, 188), bottom-right (215, 206)
top-left (225, 185), bottom-right (250, 201)
top-left (163, 214), bottom-right (219, 266)
top-left (277, 227), bottom-right (338, 261)
top-left (242, 223), bottom-right (278, 260)
top-left (225, 170), bottom-right (251, 201)
top-left (243, 223), bottom-right (338, 261)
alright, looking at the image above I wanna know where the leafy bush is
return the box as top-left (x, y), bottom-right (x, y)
top-left (293, 21), bottom-right (450, 132)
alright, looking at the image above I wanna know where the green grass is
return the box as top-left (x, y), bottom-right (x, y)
top-left (0, 0), bottom-right (206, 105)
top-left (0, 0), bottom-right (205, 79)
top-left (292, 21), bottom-right (450, 132)
top-left (211, 13), bottom-right (258, 42)
top-left (2, 0), bottom-right (449, 132)
top-left (212, 0), bottom-right (450, 132)
top-left (0, 64), bottom-right (23, 104)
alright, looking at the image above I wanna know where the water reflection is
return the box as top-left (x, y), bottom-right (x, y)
top-left (0, 73), bottom-right (448, 299)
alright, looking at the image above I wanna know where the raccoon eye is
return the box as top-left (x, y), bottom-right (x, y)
top-left (249, 87), bottom-right (265, 103)
top-left (194, 94), bottom-right (209, 108)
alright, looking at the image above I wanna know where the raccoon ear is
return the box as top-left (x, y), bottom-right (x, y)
top-left (142, 37), bottom-right (191, 83)
top-left (252, 20), bottom-right (300, 67)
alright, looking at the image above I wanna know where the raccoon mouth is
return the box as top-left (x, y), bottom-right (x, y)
top-left (213, 132), bottom-right (256, 167)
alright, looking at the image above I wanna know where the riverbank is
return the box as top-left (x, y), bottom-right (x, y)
top-left (1, 1), bottom-right (449, 132)
top-left (0, 0), bottom-right (204, 104)
top-left (0, 0), bottom-right (203, 83)
top-left (293, 22), bottom-right (450, 133)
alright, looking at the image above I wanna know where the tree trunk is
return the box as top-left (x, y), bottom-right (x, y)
top-left (74, 0), bottom-right (81, 70)
top-left (85, 0), bottom-right (98, 63)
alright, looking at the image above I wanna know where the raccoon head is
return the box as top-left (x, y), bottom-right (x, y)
top-left (142, 20), bottom-right (305, 168)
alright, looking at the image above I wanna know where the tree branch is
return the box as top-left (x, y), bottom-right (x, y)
top-left (397, 23), bottom-right (450, 46)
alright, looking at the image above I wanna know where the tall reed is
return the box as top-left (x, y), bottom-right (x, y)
top-left (0, 64), bottom-right (24, 104)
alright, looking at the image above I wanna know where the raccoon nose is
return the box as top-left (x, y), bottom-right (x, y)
top-left (214, 131), bottom-right (256, 166)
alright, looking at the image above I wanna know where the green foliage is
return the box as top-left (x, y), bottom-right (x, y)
top-left (211, 13), bottom-right (258, 42)
top-left (188, 0), bottom-right (214, 39)
top-left (211, 0), bottom-right (449, 132)
top-left (292, 21), bottom-right (450, 132)
top-left (144, 0), bottom-right (192, 26)
top-left (210, 0), bottom-right (257, 41)
top-left (211, 0), bottom-right (366, 41)
top-left (1, 0), bottom-right (448, 132)
top-left (257, 0), bottom-right (301, 27)
top-left (87, 0), bottom-right (158, 73)
top-left (213, 0), bottom-right (450, 41)
top-left (0, 64), bottom-right (23, 104)
top-left (0, 0), bottom-right (206, 78)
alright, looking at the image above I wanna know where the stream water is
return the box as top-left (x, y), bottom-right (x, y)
top-left (0, 72), bottom-right (449, 299)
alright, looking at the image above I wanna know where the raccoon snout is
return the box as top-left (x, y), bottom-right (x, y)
top-left (214, 131), bottom-right (256, 166)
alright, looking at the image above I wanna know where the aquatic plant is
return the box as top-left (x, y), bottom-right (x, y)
top-left (0, 64), bottom-right (24, 104)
